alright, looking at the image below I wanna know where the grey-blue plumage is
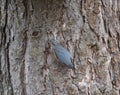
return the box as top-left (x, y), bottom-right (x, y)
top-left (50, 38), bottom-right (74, 68)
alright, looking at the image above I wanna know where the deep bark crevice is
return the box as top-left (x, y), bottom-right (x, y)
top-left (20, 31), bottom-right (27, 95)
top-left (22, 0), bottom-right (28, 19)
top-left (116, 32), bottom-right (120, 51)
top-left (1, 0), bottom-right (14, 94)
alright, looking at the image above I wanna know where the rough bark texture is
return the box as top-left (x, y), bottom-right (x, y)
top-left (0, 0), bottom-right (120, 95)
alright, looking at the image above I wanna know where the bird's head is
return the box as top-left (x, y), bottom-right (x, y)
top-left (50, 38), bottom-right (57, 46)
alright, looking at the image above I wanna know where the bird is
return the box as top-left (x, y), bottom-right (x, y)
top-left (50, 38), bottom-right (74, 69)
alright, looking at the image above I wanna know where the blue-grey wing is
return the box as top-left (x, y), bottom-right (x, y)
top-left (54, 45), bottom-right (73, 68)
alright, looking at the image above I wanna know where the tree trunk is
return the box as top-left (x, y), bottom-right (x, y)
top-left (0, 0), bottom-right (120, 95)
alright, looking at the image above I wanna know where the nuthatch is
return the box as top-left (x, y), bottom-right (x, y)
top-left (50, 38), bottom-right (74, 69)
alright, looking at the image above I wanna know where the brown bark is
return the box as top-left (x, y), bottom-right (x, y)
top-left (0, 0), bottom-right (120, 95)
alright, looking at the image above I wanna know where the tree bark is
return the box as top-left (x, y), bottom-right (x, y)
top-left (0, 0), bottom-right (120, 95)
